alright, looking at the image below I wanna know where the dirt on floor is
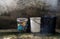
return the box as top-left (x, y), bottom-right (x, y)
top-left (1, 33), bottom-right (60, 39)
top-left (0, 29), bottom-right (59, 39)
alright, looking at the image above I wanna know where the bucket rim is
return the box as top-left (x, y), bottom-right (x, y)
top-left (30, 17), bottom-right (41, 20)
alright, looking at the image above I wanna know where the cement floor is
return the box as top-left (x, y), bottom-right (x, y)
top-left (0, 29), bottom-right (60, 39)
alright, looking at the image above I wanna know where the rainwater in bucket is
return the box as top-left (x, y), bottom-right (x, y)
top-left (30, 17), bottom-right (41, 33)
top-left (40, 15), bottom-right (56, 35)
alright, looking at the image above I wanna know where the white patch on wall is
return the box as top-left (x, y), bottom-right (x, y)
top-left (0, 0), bottom-right (18, 14)
top-left (0, 0), bottom-right (38, 15)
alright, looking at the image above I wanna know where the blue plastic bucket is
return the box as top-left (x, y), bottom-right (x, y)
top-left (40, 15), bottom-right (56, 35)
top-left (17, 24), bottom-right (23, 31)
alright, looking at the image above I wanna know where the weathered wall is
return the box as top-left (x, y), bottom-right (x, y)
top-left (0, 0), bottom-right (58, 15)
top-left (0, 0), bottom-right (60, 29)
top-left (40, 0), bottom-right (58, 10)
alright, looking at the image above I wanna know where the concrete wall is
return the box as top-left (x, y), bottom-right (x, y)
top-left (0, 0), bottom-right (60, 29)
top-left (0, 0), bottom-right (58, 14)
top-left (40, 0), bottom-right (58, 10)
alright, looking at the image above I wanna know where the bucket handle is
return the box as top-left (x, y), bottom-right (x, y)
top-left (32, 19), bottom-right (40, 25)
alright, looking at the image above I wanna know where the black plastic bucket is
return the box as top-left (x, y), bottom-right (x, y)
top-left (26, 18), bottom-right (31, 33)
top-left (40, 15), bottom-right (56, 35)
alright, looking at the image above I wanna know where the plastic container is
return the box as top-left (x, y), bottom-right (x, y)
top-left (17, 18), bottom-right (28, 32)
top-left (40, 15), bottom-right (56, 35)
top-left (30, 17), bottom-right (41, 33)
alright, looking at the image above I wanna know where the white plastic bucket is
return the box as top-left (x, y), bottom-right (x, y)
top-left (30, 17), bottom-right (41, 33)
